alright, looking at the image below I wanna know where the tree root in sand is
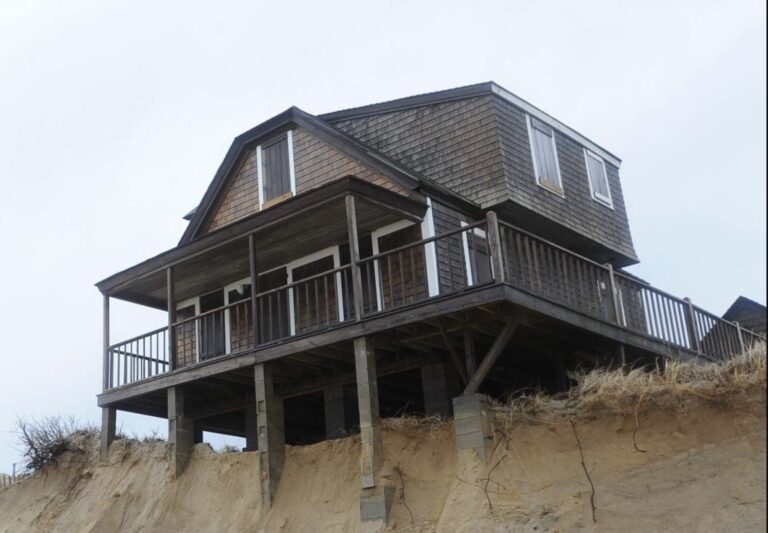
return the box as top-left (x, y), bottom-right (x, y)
top-left (569, 417), bottom-right (597, 523)
top-left (632, 404), bottom-right (648, 453)
top-left (394, 464), bottom-right (414, 524)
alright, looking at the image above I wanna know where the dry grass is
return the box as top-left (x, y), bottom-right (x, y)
top-left (495, 343), bottom-right (766, 419)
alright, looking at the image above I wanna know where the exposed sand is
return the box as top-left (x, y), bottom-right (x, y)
top-left (0, 388), bottom-right (764, 532)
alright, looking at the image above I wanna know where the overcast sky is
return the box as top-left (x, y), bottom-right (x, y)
top-left (0, 0), bottom-right (765, 472)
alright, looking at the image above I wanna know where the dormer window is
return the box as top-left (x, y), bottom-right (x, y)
top-left (527, 115), bottom-right (563, 195)
top-left (258, 130), bottom-right (296, 208)
top-left (584, 149), bottom-right (613, 208)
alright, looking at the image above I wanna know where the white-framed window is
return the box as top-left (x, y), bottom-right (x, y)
top-left (584, 149), bottom-right (613, 208)
top-left (460, 222), bottom-right (492, 286)
top-left (526, 115), bottom-right (564, 195)
top-left (257, 130), bottom-right (296, 209)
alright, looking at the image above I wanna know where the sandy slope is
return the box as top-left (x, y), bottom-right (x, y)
top-left (0, 390), bottom-right (764, 532)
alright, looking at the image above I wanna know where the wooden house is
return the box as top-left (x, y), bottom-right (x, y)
top-left (95, 82), bottom-right (765, 521)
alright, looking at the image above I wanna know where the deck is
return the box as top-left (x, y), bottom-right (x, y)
top-left (98, 210), bottom-right (765, 411)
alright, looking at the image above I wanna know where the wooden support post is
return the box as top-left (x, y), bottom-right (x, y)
top-left (345, 195), bottom-right (364, 320)
top-left (99, 407), bottom-right (116, 460)
top-left (103, 295), bottom-right (110, 390)
top-left (354, 337), bottom-right (381, 489)
top-left (438, 320), bottom-right (468, 385)
top-left (167, 267), bottom-right (177, 370)
top-left (463, 318), bottom-right (521, 395)
top-left (249, 234), bottom-right (259, 346)
top-left (463, 328), bottom-right (477, 377)
top-left (605, 263), bottom-right (623, 325)
top-left (324, 386), bottom-right (348, 439)
top-left (486, 211), bottom-right (505, 284)
top-left (167, 386), bottom-right (193, 478)
top-left (255, 363), bottom-right (285, 508)
top-left (421, 362), bottom-right (460, 418)
top-left (735, 321), bottom-right (747, 354)
top-left (244, 402), bottom-right (258, 451)
top-left (684, 297), bottom-right (702, 354)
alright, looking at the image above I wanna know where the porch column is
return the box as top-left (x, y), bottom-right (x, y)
top-left (100, 407), bottom-right (116, 460)
top-left (324, 386), bottom-right (348, 439)
top-left (486, 211), bottom-right (505, 284)
top-left (167, 267), bottom-right (177, 370)
top-left (345, 195), bottom-right (364, 320)
top-left (249, 234), bottom-right (259, 345)
top-left (421, 362), bottom-right (460, 418)
top-left (255, 363), bottom-right (285, 508)
top-left (102, 295), bottom-right (110, 390)
top-left (167, 386), bottom-right (193, 478)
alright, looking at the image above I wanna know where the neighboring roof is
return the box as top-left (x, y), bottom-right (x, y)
top-left (320, 81), bottom-right (622, 168)
top-left (723, 296), bottom-right (767, 334)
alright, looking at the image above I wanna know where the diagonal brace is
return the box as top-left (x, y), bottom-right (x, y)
top-left (463, 317), bottom-right (522, 395)
top-left (438, 319), bottom-right (468, 385)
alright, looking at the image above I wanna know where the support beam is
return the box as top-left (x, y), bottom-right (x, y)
top-left (345, 194), bottom-right (364, 320)
top-left (255, 363), bottom-right (285, 508)
top-left (167, 386), bottom-right (193, 478)
top-left (100, 407), bottom-right (116, 460)
top-left (354, 336), bottom-right (381, 489)
top-left (421, 362), bottom-right (460, 418)
top-left (438, 319), bottom-right (468, 385)
top-left (463, 328), bottom-right (477, 377)
top-left (244, 402), bottom-right (258, 451)
top-left (324, 386), bottom-right (348, 439)
top-left (463, 318), bottom-right (522, 395)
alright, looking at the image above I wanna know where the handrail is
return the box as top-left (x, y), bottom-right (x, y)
top-left (108, 326), bottom-right (168, 350)
top-left (358, 221), bottom-right (487, 264)
top-left (254, 264), bottom-right (351, 299)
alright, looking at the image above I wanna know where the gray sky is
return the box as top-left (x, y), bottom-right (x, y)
top-left (1, 0), bottom-right (765, 472)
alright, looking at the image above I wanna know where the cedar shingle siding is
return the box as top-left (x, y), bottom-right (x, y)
top-left (205, 128), bottom-right (408, 234)
top-left (492, 96), bottom-right (636, 261)
top-left (331, 94), bottom-right (637, 263)
top-left (333, 96), bottom-right (508, 207)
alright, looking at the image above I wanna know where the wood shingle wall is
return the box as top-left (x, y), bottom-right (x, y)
top-left (492, 97), bottom-right (637, 262)
top-left (205, 129), bottom-right (409, 234)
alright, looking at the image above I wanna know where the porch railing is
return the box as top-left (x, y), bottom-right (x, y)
top-left (104, 212), bottom-right (764, 389)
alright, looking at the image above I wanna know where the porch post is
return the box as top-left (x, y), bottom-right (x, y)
top-left (167, 386), bottom-right (193, 478)
top-left (167, 267), bottom-right (177, 370)
top-left (345, 195), bottom-right (364, 320)
top-left (486, 211), bottom-right (505, 284)
top-left (249, 234), bottom-right (259, 346)
top-left (606, 263), bottom-right (623, 325)
top-left (99, 407), bottom-right (116, 460)
top-left (102, 295), bottom-right (110, 390)
top-left (684, 297), bottom-right (702, 354)
top-left (255, 363), bottom-right (285, 508)
top-left (324, 386), bottom-right (348, 439)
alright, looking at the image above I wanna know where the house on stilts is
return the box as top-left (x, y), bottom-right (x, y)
top-left (95, 82), bottom-right (765, 522)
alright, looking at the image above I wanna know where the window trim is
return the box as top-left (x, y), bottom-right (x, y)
top-left (257, 129), bottom-right (296, 210)
top-left (526, 114), bottom-right (564, 197)
top-left (583, 148), bottom-right (614, 209)
top-left (460, 221), bottom-right (488, 286)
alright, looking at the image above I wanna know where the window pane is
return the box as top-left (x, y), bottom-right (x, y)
top-left (587, 153), bottom-right (610, 201)
top-left (532, 127), bottom-right (560, 190)
top-left (262, 135), bottom-right (291, 202)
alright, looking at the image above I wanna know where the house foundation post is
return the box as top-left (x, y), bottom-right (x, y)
top-left (354, 336), bottom-right (391, 526)
top-left (167, 386), bottom-right (193, 478)
top-left (452, 393), bottom-right (493, 461)
top-left (255, 363), bottom-right (285, 508)
top-left (100, 407), bottom-right (116, 460)
top-left (324, 386), bottom-right (348, 439)
top-left (244, 402), bottom-right (259, 451)
top-left (421, 362), bottom-right (460, 418)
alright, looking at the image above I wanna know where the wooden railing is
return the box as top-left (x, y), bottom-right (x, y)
top-left (498, 220), bottom-right (766, 360)
top-left (105, 327), bottom-right (169, 389)
top-left (105, 213), bottom-right (764, 389)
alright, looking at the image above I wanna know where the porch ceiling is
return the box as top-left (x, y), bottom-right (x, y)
top-left (100, 178), bottom-right (427, 308)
